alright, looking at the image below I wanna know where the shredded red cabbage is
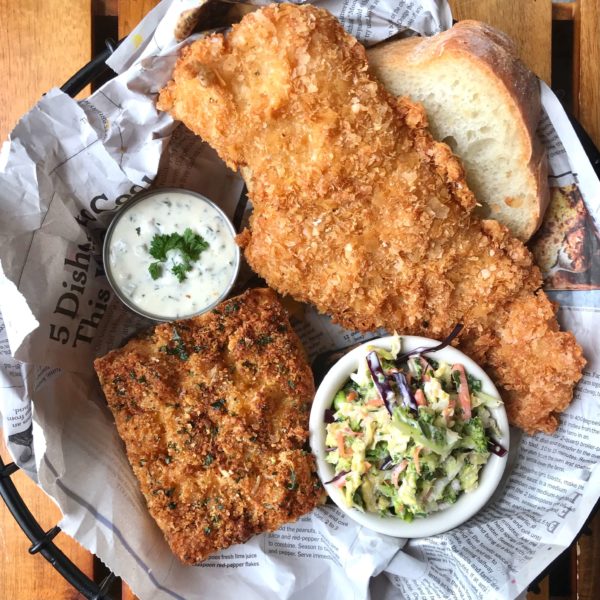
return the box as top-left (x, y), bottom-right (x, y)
top-left (324, 408), bottom-right (336, 424)
top-left (395, 323), bottom-right (464, 364)
top-left (380, 456), bottom-right (394, 470)
top-left (391, 371), bottom-right (418, 414)
top-left (366, 350), bottom-right (397, 415)
top-left (419, 356), bottom-right (434, 378)
top-left (488, 439), bottom-right (507, 457)
top-left (324, 470), bottom-right (350, 484)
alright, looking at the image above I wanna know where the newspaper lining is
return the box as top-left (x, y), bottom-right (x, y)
top-left (1, 1), bottom-right (599, 599)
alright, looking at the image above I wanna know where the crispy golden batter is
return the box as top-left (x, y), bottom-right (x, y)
top-left (94, 288), bottom-right (323, 564)
top-left (157, 4), bottom-right (585, 433)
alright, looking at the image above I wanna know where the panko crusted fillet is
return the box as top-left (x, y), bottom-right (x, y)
top-left (157, 4), bottom-right (585, 433)
top-left (94, 288), bottom-right (323, 564)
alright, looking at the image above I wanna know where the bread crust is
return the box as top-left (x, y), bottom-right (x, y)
top-left (367, 20), bottom-right (549, 241)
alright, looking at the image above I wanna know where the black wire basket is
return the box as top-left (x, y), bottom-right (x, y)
top-left (0, 40), bottom-right (123, 600)
top-left (2, 38), bottom-right (600, 600)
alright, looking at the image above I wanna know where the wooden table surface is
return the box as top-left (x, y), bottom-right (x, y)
top-left (0, 1), bottom-right (598, 599)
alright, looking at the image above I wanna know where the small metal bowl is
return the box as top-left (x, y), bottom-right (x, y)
top-left (103, 187), bottom-right (240, 322)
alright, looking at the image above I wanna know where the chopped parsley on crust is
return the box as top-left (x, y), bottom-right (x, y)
top-left (94, 288), bottom-right (324, 564)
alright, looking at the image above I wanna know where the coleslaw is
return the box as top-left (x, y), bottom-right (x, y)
top-left (324, 336), bottom-right (504, 521)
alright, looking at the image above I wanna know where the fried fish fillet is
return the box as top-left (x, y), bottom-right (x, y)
top-left (94, 288), bottom-right (323, 564)
top-left (157, 4), bottom-right (585, 433)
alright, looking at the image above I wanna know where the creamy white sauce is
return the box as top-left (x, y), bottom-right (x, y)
top-left (108, 191), bottom-right (238, 319)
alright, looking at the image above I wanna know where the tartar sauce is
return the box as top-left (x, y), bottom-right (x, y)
top-left (106, 189), bottom-right (239, 320)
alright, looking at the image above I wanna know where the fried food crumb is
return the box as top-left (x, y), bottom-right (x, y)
top-left (94, 288), bottom-right (324, 564)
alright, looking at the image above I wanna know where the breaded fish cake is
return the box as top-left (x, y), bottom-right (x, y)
top-left (94, 288), bottom-right (323, 564)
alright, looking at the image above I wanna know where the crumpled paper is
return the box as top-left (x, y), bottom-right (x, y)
top-left (1, 1), bottom-right (599, 599)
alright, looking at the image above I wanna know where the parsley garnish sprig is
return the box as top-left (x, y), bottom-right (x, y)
top-left (148, 228), bottom-right (209, 282)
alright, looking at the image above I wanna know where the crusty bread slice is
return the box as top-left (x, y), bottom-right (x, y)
top-left (367, 20), bottom-right (549, 241)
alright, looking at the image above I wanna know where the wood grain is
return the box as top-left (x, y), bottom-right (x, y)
top-left (577, 0), bottom-right (600, 149)
top-left (118, 0), bottom-right (161, 39)
top-left (0, 1), bottom-right (95, 598)
top-left (1, 438), bottom-right (93, 600)
top-left (448, 0), bottom-right (552, 85)
top-left (571, 0), bottom-right (581, 120)
top-left (94, 0), bottom-right (119, 17)
top-left (552, 2), bottom-right (576, 21)
top-left (122, 582), bottom-right (139, 600)
top-left (0, 0), bottom-right (92, 139)
top-left (117, 5), bottom-right (160, 595)
top-left (526, 576), bottom-right (550, 600)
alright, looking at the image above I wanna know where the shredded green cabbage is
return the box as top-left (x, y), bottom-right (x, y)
top-left (325, 344), bottom-right (502, 520)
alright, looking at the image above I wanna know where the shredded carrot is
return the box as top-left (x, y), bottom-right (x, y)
top-left (366, 396), bottom-right (384, 407)
top-left (336, 432), bottom-right (349, 457)
top-left (413, 446), bottom-right (422, 474)
top-left (391, 460), bottom-right (408, 486)
top-left (452, 363), bottom-right (472, 420)
top-left (415, 389), bottom-right (426, 406)
top-left (344, 429), bottom-right (361, 437)
top-left (346, 391), bottom-right (358, 402)
top-left (333, 474), bottom-right (347, 488)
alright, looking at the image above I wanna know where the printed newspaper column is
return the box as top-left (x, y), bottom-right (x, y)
top-left (0, 321), bottom-right (32, 470)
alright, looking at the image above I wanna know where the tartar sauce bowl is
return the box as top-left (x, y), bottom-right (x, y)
top-left (309, 335), bottom-right (509, 538)
top-left (103, 188), bottom-right (240, 321)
